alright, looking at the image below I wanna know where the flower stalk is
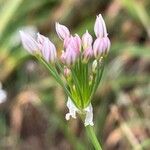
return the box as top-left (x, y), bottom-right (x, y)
top-left (86, 126), bottom-right (102, 150)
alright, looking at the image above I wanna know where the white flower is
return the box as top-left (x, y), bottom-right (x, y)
top-left (0, 83), bottom-right (7, 104)
top-left (65, 97), bottom-right (94, 126)
top-left (65, 97), bottom-right (79, 120)
top-left (84, 103), bottom-right (94, 126)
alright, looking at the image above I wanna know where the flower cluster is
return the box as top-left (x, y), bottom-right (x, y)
top-left (20, 14), bottom-right (110, 126)
top-left (20, 31), bottom-right (57, 63)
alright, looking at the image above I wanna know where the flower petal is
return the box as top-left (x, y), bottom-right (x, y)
top-left (82, 30), bottom-right (93, 49)
top-left (41, 38), bottom-right (57, 63)
top-left (65, 97), bottom-right (79, 120)
top-left (20, 31), bottom-right (39, 53)
top-left (94, 14), bottom-right (108, 38)
top-left (84, 103), bottom-right (94, 126)
top-left (63, 45), bottom-right (78, 66)
top-left (55, 22), bottom-right (70, 40)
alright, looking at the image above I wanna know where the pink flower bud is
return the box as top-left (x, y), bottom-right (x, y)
top-left (37, 33), bottom-right (46, 48)
top-left (94, 14), bottom-right (108, 38)
top-left (55, 22), bottom-right (70, 40)
top-left (64, 67), bottom-right (71, 78)
top-left (74, 34), bottom-right (81, 52)
top-left (67, 34), bottom-right (81, 54)
top-left (83, 47), bottom-right (93, 62)
top-left (37, 33), bottom-right (45, 43)
top-left (63, 35), bottom-right (81, 54)
top-left (60, 50), bottom-right (66, 64)
top-left (41, 37), bottom-right (57, 63)
top-left (63, 37), bottom-right (71, 49)
top-left (93, 37), bottom-right (110, 58)
top-left (62, 46), bottom-right (78, 66)
top-left (20, 31), bottom-right (39, 53)
top-left (82, 30), bottom-right (93, 49)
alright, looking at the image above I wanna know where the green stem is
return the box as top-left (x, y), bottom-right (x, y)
top-left (37, 56), bottom-right (77, 106)
top-left (71, 68), bottom-right (84, 108)
top-left (86, 126), bottom-right (102, 150)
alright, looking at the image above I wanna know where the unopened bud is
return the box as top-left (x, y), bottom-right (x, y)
top-left (64, 67), bottom-right (71, 79)
top-left (82, 30), bottom-right (93, 50)
top-left (55, 22), bottom-right (70, 40)
top-left (94, 14), bottom-right (108, 38)
top-left (61, 46), bottom-right (78, 67)
top-left (93, 37), bottom-right (110, 59)
top-left (83, 47), bottom-right (93, 63)
top-left (41, 37), bottom-right (57, 63)
top-left (92, 60), bottom-right (98, 73)
top-left (20, 31), bottom-right (39, 54)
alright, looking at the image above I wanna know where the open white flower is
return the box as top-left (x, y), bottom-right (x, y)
top-left (65, 97), bottom-right (94, 126)
top-left (0, 83), bottom-right (7, 104)
top-left (65, 97), bottom-right (79, 120)
top-left (84, 103), bottom-right (94, 126)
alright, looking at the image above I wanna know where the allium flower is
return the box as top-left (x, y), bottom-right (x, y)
top-left (55, 22), bottom-right (70, 40)
top-left (65, 97), bottom-right (79, 120)
top-left (20, 31), bottom-right (57, 63)
top-left (62, 45), bottom-right (78, 66)
top-left (64, 34), bottom-right (81, 54)
top-left (73, 34), bottom-right (82, 53)
top-left (83, 46), bottom-right (93, 62)
top-left (37, 32), bottom-right (46, 47)
top-left (20, 31), bottom-right (39, 54)
top-left (94, 14), bottom-right (107, 38)
top-left (64, 67), bottom-right (71, 79)
top-left (64, 37), bottom-right (71, 49)
top-left (93, 14), bottom-right (111, 58)
top-left (65, 97), bottom-right (94, 126)
top-left (93, 36), bottom-right (110, 58)
top-left (82, 30), bottom-right (93, 49)
top-left (20, 14), bottom-right (111, 126)
top-left (41, 40), bottom-right (57, 63)
top-left (84, 103), bottom-right (94, 126)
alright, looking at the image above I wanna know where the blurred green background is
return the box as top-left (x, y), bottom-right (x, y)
top-left (0, 0), bottom-right (150, 149)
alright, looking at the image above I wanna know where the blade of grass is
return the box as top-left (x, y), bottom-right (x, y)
top-left (0, 0), bottom-right (23, 38)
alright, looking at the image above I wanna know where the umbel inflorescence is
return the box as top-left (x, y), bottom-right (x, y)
top-left (20, 14), bottom-right (110, 126)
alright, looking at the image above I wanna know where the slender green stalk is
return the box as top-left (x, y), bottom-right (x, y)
top-left (86, 126), bottom-right (102, 150)
top-left (37, 56), bottom-right (78, 105)
top-left (0, 0), bottom-right (23, 37)
top-left (71, 68), bottom-right (84, 108)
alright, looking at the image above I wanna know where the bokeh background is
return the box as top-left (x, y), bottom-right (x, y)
top-left (0, 0), bottom-right (150, 149)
